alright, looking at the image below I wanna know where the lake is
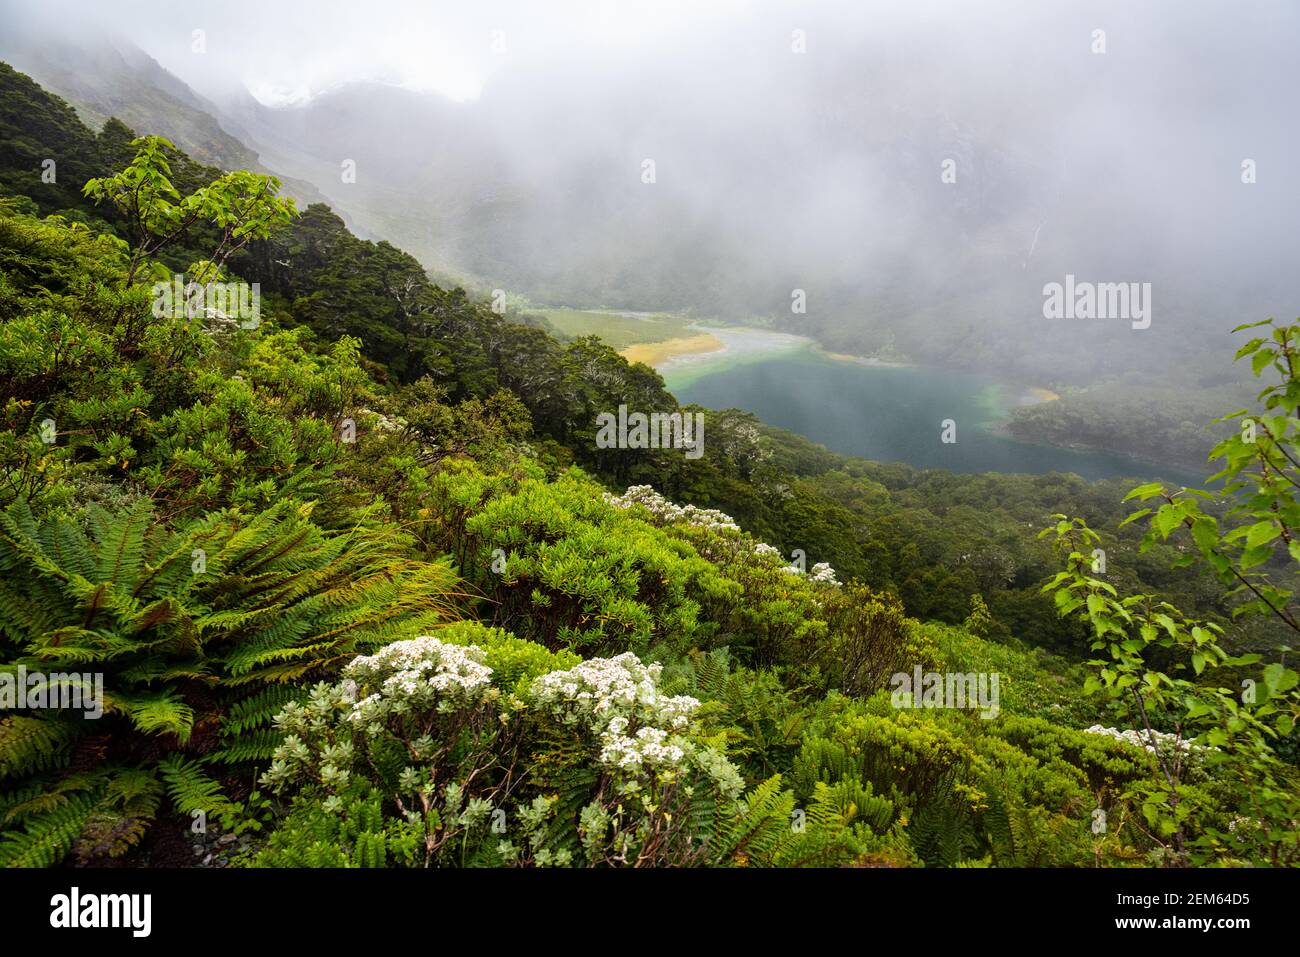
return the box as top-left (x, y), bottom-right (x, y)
top-left (660, 328), bottom-right (1202, 485)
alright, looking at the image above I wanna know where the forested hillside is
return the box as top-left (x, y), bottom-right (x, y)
top-left (0, 63), bottom-right (1296, 869)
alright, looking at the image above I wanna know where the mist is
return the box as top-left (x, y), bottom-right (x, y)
top-left (6, 0), bottom-right (1300, 883)
top-left (1, 0), bottom-right (1296, 381)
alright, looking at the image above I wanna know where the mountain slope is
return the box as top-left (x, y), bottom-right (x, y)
top-left (0, 28), bottom-right (332, 212)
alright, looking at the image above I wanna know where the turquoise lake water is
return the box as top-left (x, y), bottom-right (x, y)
top-left (662, 337), bottom-right (1201, 485)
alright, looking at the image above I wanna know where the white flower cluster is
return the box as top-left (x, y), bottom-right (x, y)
top-left (603, 485), bottom-right (741, 533)
top-left (1084, 724), bottom-right (1204, 755)
top-left (203, 311), bottom-right (244, 337)
top-left (265, 639), bottom-right (748, 809)
top-left (807, 562), bottom-right (840, 585)
top-left (343, 636), bottom-right (494, 727)
top-left (779, 559), bottom-right (840, 585)
top-left (600, 719), bottom-right (686, 769)
top-left (605, 485), bottom-right (841, 585)
top-left (531, 652), bottom-right (743, 797)
top-left (371, 413), bottom-right (404, 433)
top-left (531, 652), bottom-right (698, 730)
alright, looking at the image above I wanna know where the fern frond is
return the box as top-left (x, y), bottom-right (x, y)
top-left (0, 794), bottom-right (97, 868)
top-left (0, 716), bottom-right (80, 779)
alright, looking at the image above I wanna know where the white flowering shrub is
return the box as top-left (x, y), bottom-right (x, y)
top-left (1083, 724), bottom-right (1208, 758)
top-left (532, 652), bottom-right (742, 785)
top-left (505, 652), bottom-right (745, 866)
top-left (605, 484), bottom-right (742, 533)
top-left (252, 628), bottom-right (748, 867)
top-left (808, 561), bottom-right (840, 585)
top-left (258, 634), bottom-right (509, 866)
top-left (345, 635), bottom-right (495, 719)
top-left (606, 484), bottom-right (842, 586)
top-left (364, 409), bottom-right (406, 434)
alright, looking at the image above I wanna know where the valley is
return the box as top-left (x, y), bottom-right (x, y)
top-left (541, 307), bottom-right (1200, 484)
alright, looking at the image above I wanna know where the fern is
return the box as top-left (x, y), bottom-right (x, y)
top-left (158, 756), bottom-right (241, 828)
top-left (221, 686), bottom-right (307, 737)
top-left (0, 497), bottom-right (462, 865)
top-left (207, 729), bottom-right (288, 765)
top-left (72, 769), bottom-right (163, 862)
top-left (0, 794), bottom-right (97, 868)
top-left (908, 792), bottom-right (977, 867)
top-left (714, 775), bottom-right (798, 865)
top-left (0, 715), bottom-right (78, 779)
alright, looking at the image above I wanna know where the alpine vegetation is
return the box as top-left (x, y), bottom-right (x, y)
top-left (0, 0), bottom-right (1296, 884)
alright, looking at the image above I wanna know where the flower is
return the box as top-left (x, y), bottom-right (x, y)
top-left (343, 636), bottom-right (494, 726)
top-left (1083, 724), bottom-right (1206, 755)
top-left (604, 485), bottom-right (841, 584)
top-left (530, 651), bottom-right (741, 796)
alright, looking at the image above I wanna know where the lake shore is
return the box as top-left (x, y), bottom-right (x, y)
top-left (602, 312), bottom-right (1183, 481)
top-left (621, 332), bottom-right (724, 366)
top-left (608, 314), bottom-right (1064, 417)
top-left (819, 348), bottom-right (913, 369)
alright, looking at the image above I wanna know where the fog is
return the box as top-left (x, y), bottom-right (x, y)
top-left (1, 0), bottom-right (1297, 379)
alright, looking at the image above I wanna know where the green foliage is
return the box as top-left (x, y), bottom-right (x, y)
top-left (921, 621), bottom-right (1095, 725)
top-left (818, 584), bottom-right (931, 697)
top-left (0, 498), bottom-right (459, 865)
top-left (2, 74), bottom-right (1294, 871)
top-left (0, 64), bottom-right (110, 217)
top-left (254, 635), bottom-right (749, 867)
top-left (428, 463), bottom-right (738, 656)
top-left (712, 774), bottom-right (888, 867)
top-left (1042, 320), bottom-right (1300, 872)
top-left (667, 649), bottom-right (808, 781)
top-left (84, 135), bottom-right (296, 283)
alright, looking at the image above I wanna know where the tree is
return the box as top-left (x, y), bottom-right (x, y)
top-left (83, 135), bottom-right (297, 283)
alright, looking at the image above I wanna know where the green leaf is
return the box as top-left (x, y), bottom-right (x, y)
top-left (1119, 509), bottom-right (1153, 528)
top-left (1262, 663), bottom-right (1298, 695)
top-left (1245, 521), bottom-right (1280, 550)
top-left (1124, 483), bottom-right (1165, 502)
top-left (1190, 518), bottom-right (1219, 556)
top-left (1152, 504), bottom-right (1182, 538)
top-left (1240, 545), bottom-right (1272, 570)
top-left (1234, 338), bottom-right (1264, 360)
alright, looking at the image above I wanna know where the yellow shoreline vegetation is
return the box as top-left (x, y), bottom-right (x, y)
top-left (621, 333), bottom-right (725, 367)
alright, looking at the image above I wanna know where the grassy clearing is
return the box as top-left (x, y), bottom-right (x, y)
top-left (534, 308), bottom-right (700, 351)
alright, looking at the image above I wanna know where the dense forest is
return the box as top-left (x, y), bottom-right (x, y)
top-left (0, 61), bottom-right (1296, 870)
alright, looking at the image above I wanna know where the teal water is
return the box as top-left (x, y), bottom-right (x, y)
top-left (665, 345), bottom-right (1201, 485)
